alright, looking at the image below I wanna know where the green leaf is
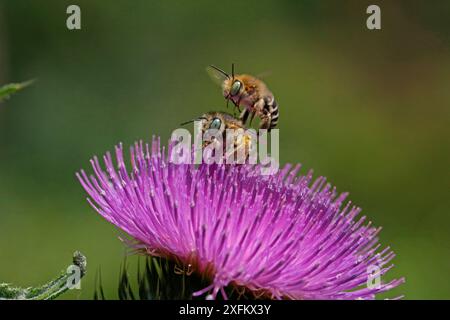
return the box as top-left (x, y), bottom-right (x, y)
top-left (95, 256), bottom-right (263, 300)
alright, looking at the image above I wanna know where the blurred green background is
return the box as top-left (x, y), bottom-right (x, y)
top-left (0, 0), bottom-right (449, 299)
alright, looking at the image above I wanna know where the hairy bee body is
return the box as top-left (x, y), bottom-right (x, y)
top-left (208, 66), bottom-right (279, 131)
top-left (197, 111), bottom-right (253, 162)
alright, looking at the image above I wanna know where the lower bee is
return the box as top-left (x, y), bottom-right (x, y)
top-left (181, 111), bottom-right (253, 162)
top-left (207, 64), bottom-right (279, 131)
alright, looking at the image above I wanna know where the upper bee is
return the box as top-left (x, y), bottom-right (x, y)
top-left (207, 64), bottom-right (279, 131)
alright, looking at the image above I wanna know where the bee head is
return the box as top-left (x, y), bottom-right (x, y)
top-left (199, 113), bottom-right (225, 146)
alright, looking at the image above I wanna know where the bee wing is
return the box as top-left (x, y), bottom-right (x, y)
top-left (206, 65), bottom-right (229, 86)
top-left (256, 70), bottom-right (272, 79)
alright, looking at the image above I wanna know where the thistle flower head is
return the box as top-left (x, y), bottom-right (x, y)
top-left (77, 137), bottom-right (404, 299)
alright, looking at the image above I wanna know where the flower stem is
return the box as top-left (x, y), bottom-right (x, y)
top-left (0, 251), bottom-right (86, 300)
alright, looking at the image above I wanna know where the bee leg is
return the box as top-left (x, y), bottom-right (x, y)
top-left (233, 142), bottom-right (248, 164)
top-left (235, 101), bottom-right (241, 111)
top-left (249, 111), bottom-right (256, 126)
top-left (258, 112), bottom-right (272, 132)
top-left (229, 99), bottom-right (239, 116)
top-left (240, 108), bottom-right (250, 125)
top-left (234, 106), bottom-right (241, 117)
top-left (225, 135), bottom-right (249, 164)
top-left (252, 98), bottom-right (267, 129)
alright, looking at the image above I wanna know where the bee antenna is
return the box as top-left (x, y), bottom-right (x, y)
top-left (180, 119), bottom-right (196, 126)
top-left (209, 65), bottom-right (230, 79)
top-left (231, 63), bottom-right (235, 78)
top-left (180, 117), bottom-right (207, 126)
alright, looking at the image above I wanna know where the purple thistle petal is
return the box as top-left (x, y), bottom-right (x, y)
top-left (77, 137), bottom-right (405, 300)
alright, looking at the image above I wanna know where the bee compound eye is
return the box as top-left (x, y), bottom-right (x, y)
top-left (231, 80), bottom-right (241, 96)
top-left (209, 118), bottom-right (222, 130)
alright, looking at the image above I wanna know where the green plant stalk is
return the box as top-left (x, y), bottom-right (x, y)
top-left (0, 80), bottom-right (34, 102)
top-left (0, 251), bottom-right (87, 300)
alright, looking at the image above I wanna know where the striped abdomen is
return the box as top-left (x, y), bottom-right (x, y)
top-left (264, 96), bottom-right (279, 130)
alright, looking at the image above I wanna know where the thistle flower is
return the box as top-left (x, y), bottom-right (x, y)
top-left (77, 138), bottom-right (404, 300)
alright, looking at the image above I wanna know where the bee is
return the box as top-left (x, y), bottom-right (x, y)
top-left (207, 64), bottom-right (279, 131)
top-left (181, 111), bottom-right (253, 162)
